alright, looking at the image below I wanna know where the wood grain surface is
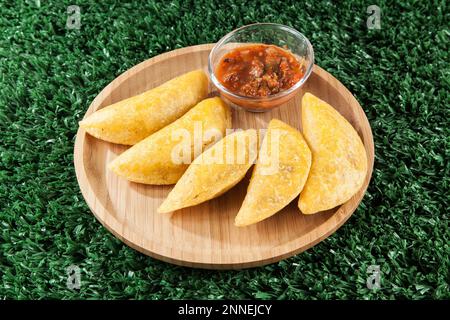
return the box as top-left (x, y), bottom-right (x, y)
top-left (74, 44), bottom-right (374, 269)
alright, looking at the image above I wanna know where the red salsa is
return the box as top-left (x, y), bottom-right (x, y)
top-left (216, 44), bottom-right (304, 98)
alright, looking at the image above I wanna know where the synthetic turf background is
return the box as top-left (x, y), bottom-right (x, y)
top-left (0, 0), bottom-right (448, 299)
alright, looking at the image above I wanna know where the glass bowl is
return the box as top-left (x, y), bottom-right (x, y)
top-left (208, 23), bottom-right (314, 112)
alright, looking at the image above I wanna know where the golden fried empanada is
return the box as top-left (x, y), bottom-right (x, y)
top-left (79, 70), bottom-right (208, 145)
top-left (299, 93), bottom-right (368, 214)
top-left (158, 129), bottom-right (258, 213)
top-left (235, 119), bottom-right (311, 226)
top-left (108, 97), bottom-right (231, 185)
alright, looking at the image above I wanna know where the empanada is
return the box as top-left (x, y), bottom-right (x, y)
top-left (299, 93), bottom-right (368, 214)
top-left (79, 70), bottom-right (208, 145)
top-left (235, 119), bottom-right (311, 226)
top-left (158, 129), bottom-right (258, 213)
top-left (108, 97), bottom-right (231, 185)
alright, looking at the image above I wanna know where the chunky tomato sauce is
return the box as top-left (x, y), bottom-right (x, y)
top-left (216, 44), bottom-right (304, 98)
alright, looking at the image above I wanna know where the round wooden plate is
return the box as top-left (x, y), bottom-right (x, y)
top-left (74, 44), bottom-right (374, 269)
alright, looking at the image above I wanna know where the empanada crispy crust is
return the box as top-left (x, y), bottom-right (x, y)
top-left (235, 119), bottom-right (311, 227)
top-left (108, 97), bottom-right (231, 185)
top-left (158, 129), bottom-right (258, 213)
top-left (299, 93), bottom-right (368, 214)
top-left (79, 70), bottom-right (208, 145)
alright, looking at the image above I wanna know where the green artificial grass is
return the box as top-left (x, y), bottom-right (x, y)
top-left (0, 0), bottom-right (449, 300)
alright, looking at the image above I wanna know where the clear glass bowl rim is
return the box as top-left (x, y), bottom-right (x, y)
top-left (208, 23), bottom-right (315, 102)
